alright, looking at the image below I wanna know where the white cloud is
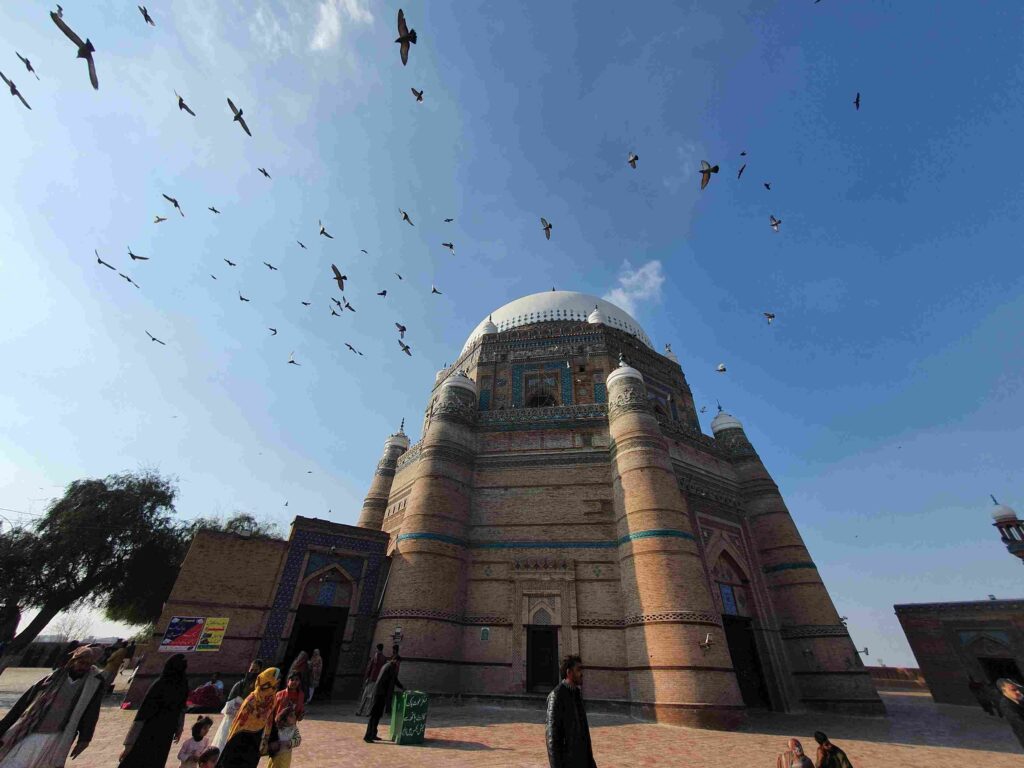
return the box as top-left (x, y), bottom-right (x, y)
top-left (250, 6), bottom-right (295, 58)
top-left (662, 141), bottom-right (700, 193)
top-left (310, 0), bottom-right (374, 51)
top-left (603, 260), bottom-right (665, 316)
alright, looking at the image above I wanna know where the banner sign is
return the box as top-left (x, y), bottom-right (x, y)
top-left (159, 616), bottom-right (230, 652)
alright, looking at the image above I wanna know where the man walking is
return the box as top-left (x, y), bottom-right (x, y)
top-left (0, 646), bottom-right (105, 766)
top-left (363, 654), bottom-right (405, 743)
top-left (545, 655), bottom-right (597, 768)
top-left (356, 644), bottom-right (387, 716)
top-left (813, 731), bottom-right (854, 768)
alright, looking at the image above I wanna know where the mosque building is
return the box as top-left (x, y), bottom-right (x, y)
top-left (130, 290), bottom-right (882, 728)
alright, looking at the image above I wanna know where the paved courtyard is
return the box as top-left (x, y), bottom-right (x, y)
top-left (1, 669), bottom-right (1019, 767)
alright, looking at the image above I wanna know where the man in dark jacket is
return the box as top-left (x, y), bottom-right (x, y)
top-left (362, 655), bottom-right (405, 743)
top-left (546, 655), bottom-right (597, 768)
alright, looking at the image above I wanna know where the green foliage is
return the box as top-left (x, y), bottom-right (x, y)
top-left (191, 512), bottom-right (281, 538)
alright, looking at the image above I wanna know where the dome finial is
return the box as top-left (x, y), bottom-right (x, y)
top-left (399, 418), bottom-right (405, 433)
top-left (992, 494), bottom-right (1000, 506)
top-left (717, 400), bottom-right (723, 413)
top-left (618, 352), bottom-right (627, 368)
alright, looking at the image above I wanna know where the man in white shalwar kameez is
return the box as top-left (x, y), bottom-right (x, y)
top-left (0, 645), bottom-right (104, 768)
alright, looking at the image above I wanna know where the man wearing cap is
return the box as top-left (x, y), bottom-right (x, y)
top-left (0, 645), bottom-right (106, 767)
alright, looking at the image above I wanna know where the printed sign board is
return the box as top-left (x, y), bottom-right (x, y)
top-left (159, 616), bottom-right (230, 652)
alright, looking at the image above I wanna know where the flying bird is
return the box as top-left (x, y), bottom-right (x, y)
top-left (153, 215), bottom-right (167, 224)
top-left (853, 92), bottom-right (860, 110)
top-left (15, 53), bottom-right (39, 80)
top-left (208, 206), bottom-right (221, 214)
top-left (297, 240), bottom-right (307, 249)
top-left (175, 91), bottom-right (195, 116)
top-left (627, 152), bottom-right (639, 169)
top-left (95, 250), bottom-right (115, 270)
top-left (258, 167), bottom-right (271, 179)
top-left (699, 160), bottom-right (719, 190)
top-left (301, 301), bottom-right (311, 306)
top-left (394, 272), bottom-right (403, 280)
top-left (331, 297), bottom-right (343, 310)
top-left (288, 352), bottom-right (300, 366)
top-left (263, 261), bottom-right (278, 271)
top-left (224, 259), bottom-right (237, 267)
top-left (431, 285), bottom-right (442, 295)
top-left (411, 87), bottom-right (423, 102)
top-left (330, 306), bottom-right (340, 317)
top-left (769, 215), bottom-right (782, 232)
top-left (716, 363), bottom-right (727, 373)
top-left (162, 194), bottom-right (184, 217)
top-left (737, 163), bottom-right (746, 179)
top-left (763, 312), bottom-right (776, 325)
top-left (0, 72), bottom-right (31, 110)
top-left (444, 218), bottom-right (454, 223)
top-left (377, 290), bottom-right (387, 297)
top-left (331, 264), bottom-right (347, 292)
top-left (138, 5), bottom-right (155, 26)
top-left (227, 98), bottom-right (251, 137)
top-left (50, 9), bottom-right (98, 90)
top-left (395, 9), bottom-right (417, 66)
top-left (269, 328), bottom-right (277, 336)
top-left (239, 293), bottom-right (250, 302)
top-left (740, 151), bottom-right (747, 156)
top-left (700, 405), bottom-right (708, 414)
top-left (763, 182), bottom-right (772, 191)
top-left (318, 220), bottom-right (333, 239)
top-left (343, 298), bottom-right (355, 312)
top-left (345, 343), bottom-right (363, 356)
top-left (118, 272), bottom-right (140, 289)
top-left (400, 209), bottom-right (414, 226)
top-left (442, 242), bottom-right (455, 254)
top-left (145, 331), bottom-right (165, 345)
top-left (399, 339), bottom-right (412, 356)
top-left (210, 275), bottom-right (217, 280)
top-left (360, 249), bottom-right (368, 254)
top-left (395, 323), bottom-right (407, 338)
top-left (128, 246), bottom-right (148, 261)
top-left (541, 217), bottom-right (552, 240)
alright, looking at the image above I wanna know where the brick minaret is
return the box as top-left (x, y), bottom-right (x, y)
top-left (711, 409), bottom-right (885, 714)
top-left (357, 421), bottom-right (410, 530)
top-left (606, 356), bottom-right (746, 728)
top-left (372, 372), bottom-right (478, 692)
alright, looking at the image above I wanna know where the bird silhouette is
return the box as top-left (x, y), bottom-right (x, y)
top-left (399, 339), bottom-right (412, 356)
top-left (118, 272), bottom-right (140, 289)
top-left (331, 264), bottom-right (347, 292)
top-left (239, 293), bottom-right (250, 302)
top-left (227, 98), bottom-right (251, 137)
top-left (288, 352), bottom-right (300, 366)
top-left (396, 9), bottom-right (417, 66)
top-left (146, 331), bottom-right (165, 345)
top-left (175, 91), bottom-right (195, 116)
top-left (763, 182), bottom-right (772, 191)
top-left (297, 240), bottom-right (307, 249)
top-left (377, 290), bottom-right (387, 297)
top-left (138, 5), bottom-right (155, 26)
top-left (263, 261), bottom-right (278, 271)
top-left (716, 363), bottom-right (727, 373)
top-left (162, 194), bottom-right (184, 217)
top-left (769, 215), bottom-right (781, 232)
top-left (318, 220), bottom-right (333, 239)
top-left (763, 312), bottom-right (775, 325)
top-left (128, 246), bottom-right (148, 261)
top-left (50, 9), bottom-right (98, 89)
top-left (400, 209), bottom-right (414, 226)
top-left (210, 274), bottom-right (217, 280)
top-left (431, 285), bottom-right (442, 295)
top-left (442, 242), bottom-right (455, 254)
top-left (1, 72), bottom-right (31, 110)
top-left (15, 53), bottom-right (39, 80)
top-left (737, 163), bottom-right (746, 179)
top-left (331, 297), bottom-right (343, 310)
top-left (740, 150), bottom-right (747, 156)
top-left (411, 87), bottom-right (424, 102)
top-left (541, 217), bottom-right (552, 240)
top-left (301, 301), bottom-right (311, 306)
top-left (153, 215), bottom-right (167, 224)
top-left (258, 167), bottom-right (271, 179)
top-left (330, 306), bottom-right (341, 317)
top-left (224, 259), bottom-right (237, 267)
top-left (208, 206), bottom-right (221, 214)
top-left (360, 249), bottom-right (368, 254)
top-left (627, 152), bottom-right (638, 169)
top-left (699, 160), bottom-right (719, 190)
top-left (394, 272), bottom-right (403, 280)
top-left (395, 323), bottom-right (407, 338)
top-left (95, 250), bottom-right (115, 270)
top-left (700, 405), bottom-right (708, 414)
top-left (853, 92), bottom-right (860, 110)
top-left (444, 218), bottom-right (454, 223)
top-left (343, 298), bottom-right (355, 312)
top-left (269, 328), bottom-right (277, 336)
top-left (345, 343), bottom-right (363, 356)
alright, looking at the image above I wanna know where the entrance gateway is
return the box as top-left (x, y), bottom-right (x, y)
top-left (527, 626), bottom-right (559, 692)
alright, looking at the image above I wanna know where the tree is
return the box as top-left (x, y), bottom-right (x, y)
top-left (0, 471), bottom-right (180, 669)
top-left (103, 522), bottom-right (189, 626)
top-left (191, 512), bottom-right (280, 538)
top-left (47, 606), bottom-right (93, 643)
top-left (0, 526), bottom-right (41, 643)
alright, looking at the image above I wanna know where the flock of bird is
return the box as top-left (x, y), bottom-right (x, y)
top-left (3, 4), bottom-right (862, 380)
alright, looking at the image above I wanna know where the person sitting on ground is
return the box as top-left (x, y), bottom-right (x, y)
top-left (209, 672), bottom-right (225, 696)
top-left (273, 673), bottom-right (306, 722)
top-left (813, 731), bottom-right (853, 768)
top-left (995, 678), bottom-right (1024, 748)
top-left (267, 703), bottom-right (302, 768)
top-left (196, 746), bottom-right (220, 768)
top-left (186, 678), bottom-right (224, 713)
top-left (176, 715), bottom-right (212, 768)
top-left (777, 737), bottom-right (813, 768)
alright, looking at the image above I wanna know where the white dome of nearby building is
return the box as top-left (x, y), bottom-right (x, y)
top-left (461, 290), bottom-right (653, 353)
top-left (606, 353), bottom-right (644, 387)
top-left (442, 369), bottom-right (478, 395)
top-left (991, 497), bottom-right (1019, 523)
top-left (587, 305), bottom-right (606, 325)
top-left (710, 409), bottom-right (743, 434)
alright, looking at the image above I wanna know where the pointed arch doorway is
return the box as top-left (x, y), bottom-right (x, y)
top-left (283, 566), bottom-right (354, 699)
top-left (526, 607), bottom-right (559, 692)
top-left (712, 550), bottom-right (770, 708)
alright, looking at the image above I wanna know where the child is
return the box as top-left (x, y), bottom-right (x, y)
top-left (267, 704), bottom-right (301, 768)
top-left (177, 715), bottom-right (213, 768)
top-left (197, 747), bottom-right (220, 768)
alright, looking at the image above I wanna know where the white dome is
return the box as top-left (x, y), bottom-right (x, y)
top-left (992, 504), bottom-right (1018, 523)
top-left (587, 306), bottom-right (606, 325)
top-left (480, 315), bottom-right (498, 335)
top-left (606, 353), bottom-right (644, 387)
top-left (442, 369), bottom-right (478, 395)
top-left (710, 410), bottom-right (743, 434)
top-left (462, 290), bottom-right (653, 354)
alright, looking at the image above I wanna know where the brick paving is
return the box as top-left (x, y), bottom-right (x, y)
top-left (1, 670), bottom-right (1020, 767)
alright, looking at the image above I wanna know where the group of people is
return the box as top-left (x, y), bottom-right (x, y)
top-left (357, 643), bottom-right (406, 743)
top-left (776, 734), bottom-right (854, 768)
top-left (968, 675), bottom-right (1024, 747)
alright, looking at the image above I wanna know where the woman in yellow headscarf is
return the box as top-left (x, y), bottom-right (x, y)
top-left (216, 668), bottom-right (279, 768)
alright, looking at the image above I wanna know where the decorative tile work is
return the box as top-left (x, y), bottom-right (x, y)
top-left (763, 562), bottom-right (818, 574)
top-left (475, 453), bottom-right (608, 469)
top-left (623, 611), bottom-right (722, 627)
top-left (476, 404), bottom-right (607, 432)
top-left (473, 540), bottom-right (616, 550)
top-left (305, 552), bottom-right (365, 580)
top-left (510, 362), bottom-right (573, 407)
top-left (316, 580), bottom-right (338, 606)
top-left (619, 529), bottom-right (695, 543)
top-left (780, 624), bottom-right (850, 639)
top-left (396, 532), bottom-right (467, 547)
top-left (478, 389), bottom-right (491, 411)
top-left (593, 382), bottom-right (607, 404)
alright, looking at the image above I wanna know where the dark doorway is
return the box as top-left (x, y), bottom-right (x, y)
top-left (722, 614), bottom-right (770, 708)
top-left (527, 627), bottom-right (559, 693)
top-left (283, 605), bottom-right (347, 699)
top-left (979, 657), bottom-right (1024, 685)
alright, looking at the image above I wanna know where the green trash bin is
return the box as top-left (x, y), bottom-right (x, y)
top-left (388, 690), bottom-right (429, 744)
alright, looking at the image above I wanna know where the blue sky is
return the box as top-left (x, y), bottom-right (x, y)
top-left (1, 1), bottom-right (1022, 667)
